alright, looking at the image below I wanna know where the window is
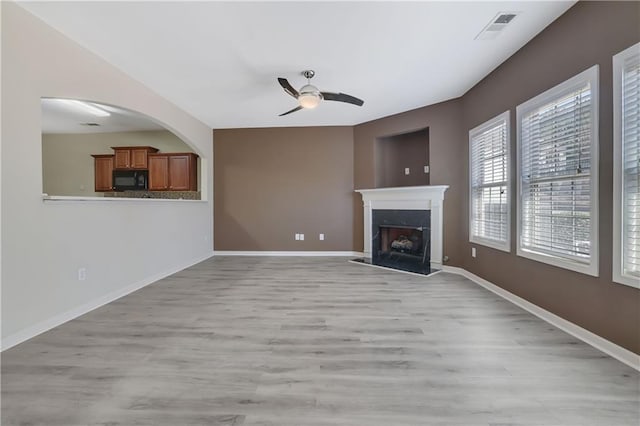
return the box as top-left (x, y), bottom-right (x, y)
top-left (516, 66), bottom-right (599, 276)
top-left (469, 111), bottom-right (510, 251)
top-left (613, 43), bottom-right (640, 288)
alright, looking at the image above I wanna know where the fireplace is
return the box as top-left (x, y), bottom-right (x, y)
top-left (355, 185), bottom-right (448, 274)
top-left (372, 209), bottom-right (431, 274)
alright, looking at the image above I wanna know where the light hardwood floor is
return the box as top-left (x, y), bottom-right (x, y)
top-left (2, 256), bottom-right (639, 425)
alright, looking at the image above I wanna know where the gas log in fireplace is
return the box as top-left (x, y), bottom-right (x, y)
top-left (372, 210), bottom-right (431, 274)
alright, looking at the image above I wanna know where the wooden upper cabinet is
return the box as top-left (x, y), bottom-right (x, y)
top-left (112, 146), bottom-right (158, 170)
top-left (131, 148), bottom-right (151, 169)
top-left (113, 149), bottom-right (130, 169)
top-left (148, 155), bottom-right (169, 190)
top-left (148, 153), bottom-right (198, 191)
top-left (168, 155), bottom-right (192, 190)
top-left (91, 154), bottom-right (114, 192)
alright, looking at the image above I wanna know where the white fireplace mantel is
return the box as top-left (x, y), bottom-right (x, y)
top-left (355, 185), bottom-right (449, 266)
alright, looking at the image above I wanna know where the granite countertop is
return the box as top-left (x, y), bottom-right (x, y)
top-left (103, 191), bottom-right (201, 200)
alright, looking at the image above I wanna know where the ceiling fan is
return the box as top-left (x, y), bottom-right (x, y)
top-left (277, 70), bottom-right (364, 116)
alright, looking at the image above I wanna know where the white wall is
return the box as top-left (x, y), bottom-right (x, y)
top-left (1, 3), bottom-right (214, 348)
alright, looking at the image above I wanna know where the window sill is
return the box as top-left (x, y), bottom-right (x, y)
top-left (470, 236), bottom-right (510, 253)
top-left (517, 247), bottom-right (598, 277)
top-left (612, 271), bottom-right (640, 289)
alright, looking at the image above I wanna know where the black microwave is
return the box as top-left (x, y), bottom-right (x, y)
top-left (113, 170), bottom-right (148, 191)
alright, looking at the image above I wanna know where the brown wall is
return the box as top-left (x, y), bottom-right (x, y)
top-left (353, 99), bottom-right (465, 262)
top-left (375, 129), bottom-right (430, 188)
top-left (214, 127), bottom-right (354, 251)
top-left (460, 1), bottom-right (640, 353)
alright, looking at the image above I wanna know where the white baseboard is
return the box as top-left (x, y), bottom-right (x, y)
top-left (214, 250), bottom-right (364, 257)
top-left (442, 265), bottom-right (640, 371)
top-left (1, 251), bottom-right (215, 352)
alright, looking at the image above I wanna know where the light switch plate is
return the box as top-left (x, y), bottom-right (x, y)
top-left (319, 233), bottom-right (325, 240)
top-left (300, 234), bottom-right (305, 241)
top-left (424, 165), bottom-right (429, 173)
top-left (404, 168), bottom-right (410, 175)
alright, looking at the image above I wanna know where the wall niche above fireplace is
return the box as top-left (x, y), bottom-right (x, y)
top-left (375, 128), bottom-right (429, 188)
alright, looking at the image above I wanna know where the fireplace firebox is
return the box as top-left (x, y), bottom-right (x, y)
top-left (372, 210), bottom-right (431, 274)
top-left (380, 226), bottom-right (424, 255)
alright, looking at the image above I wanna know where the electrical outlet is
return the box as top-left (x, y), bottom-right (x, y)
top-left (404, 167), bottom-right (410, 175)
top-left (78, 268), bottom-right (87, 281)
top-left (424, 165), bottom-right (429, 173)
top-left (300, 234), bottom-right (305, 241)
top-left (471, 247), bottom-right (477, 258)
top-left (319, 233), bottom-right (325, 241)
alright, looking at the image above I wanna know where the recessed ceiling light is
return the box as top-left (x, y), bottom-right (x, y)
top-left (53, 99), bottom-right (111, 117)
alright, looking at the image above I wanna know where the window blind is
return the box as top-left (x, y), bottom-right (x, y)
top-left (470, 115), bottom-right (509, 248)
top-left (622, 53), bottom-right (640, 278)
top-left (520, 84), bottom-right (593, 263)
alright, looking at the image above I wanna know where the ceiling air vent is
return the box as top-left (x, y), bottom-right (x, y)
top-left (475, 12), bottom-right (520, 40)
top-left (80, 122), bottom-right (100, 127)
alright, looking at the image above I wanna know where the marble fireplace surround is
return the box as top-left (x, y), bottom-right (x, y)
top-left (355, 185), bottom-right (449, 268)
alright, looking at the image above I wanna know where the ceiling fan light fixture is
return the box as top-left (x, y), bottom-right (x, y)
top-left (298, 84), bottom-right (322, 109)
top-left (298, 93), bottom-right (320, 109)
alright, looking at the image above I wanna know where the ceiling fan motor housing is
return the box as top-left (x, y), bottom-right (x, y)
top-left (299, 84), bottom-right (322, 98)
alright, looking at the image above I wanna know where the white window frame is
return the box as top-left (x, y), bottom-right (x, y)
top-left (469, 111), bottom-right (511, 252)
top-left (516, 65), bottom-right (599, 276)
top-left (613, 42), bottom-right (640, 288)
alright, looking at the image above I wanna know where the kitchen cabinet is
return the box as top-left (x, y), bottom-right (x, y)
top-left (91, 154), bottom-right (114, 192)
top-left (148, 153), bottom-right (198, 191)
top-left (148, 155), bottom-right (169, 190)
top-left (168, 154), bottom-right (196, 190)
top-left (112, 146), bottom-right (158, 170)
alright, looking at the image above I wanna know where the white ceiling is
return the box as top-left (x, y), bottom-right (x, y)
top-left (21, 1), bottom-right (576, 129)
top-left (41, 98), bottom-right (165, 134)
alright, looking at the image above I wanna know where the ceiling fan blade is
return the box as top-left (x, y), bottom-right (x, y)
top-left (279, 105), bottom-right (303, 116)
top-left (278, 78), bottom-right (299, 99)
top-left (321, 92), bottom-right (364, 106)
